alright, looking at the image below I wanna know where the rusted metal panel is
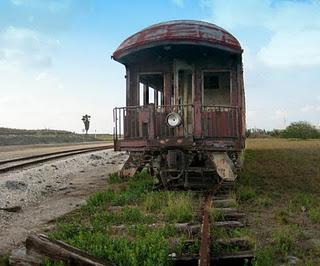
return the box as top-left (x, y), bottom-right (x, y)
top-left (202, 106), bottom-right (238, 138)
top-left (113, 20), bottom-right (242, 61)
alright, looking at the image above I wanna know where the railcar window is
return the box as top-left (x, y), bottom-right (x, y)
top-left (149, 87), bottom-right (155, 104)
top-left (139, 83), bottom-right (145, 106)
top-left (138, 74), bottom-right (164, 106)
top-left (204, 75), bottom-right (219, 90)
top-left (203, 72), bottom-right (230, 106)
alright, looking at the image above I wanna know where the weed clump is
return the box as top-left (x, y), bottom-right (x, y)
top-left (164, 192), bottom-right (195, 222)
top-left (143, 191), bottom-right (167, 212)
top-left (43, 259), bottom-right (65, 266)
top-left (272, 226), bottom-right (297, 255)
top-left (108, 172), bottom-right (123, 184)
top-left (253, 246), bottom-right (275, 266)
top-left (309, 208), bottom-right (320, 224)
top-left (87, 190), bottom-right (115, 208)
top-left (237, 185), bottom-right (256, 202)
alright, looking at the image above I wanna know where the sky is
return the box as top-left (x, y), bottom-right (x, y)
top-left (0, 0), bottom-right (319, 133)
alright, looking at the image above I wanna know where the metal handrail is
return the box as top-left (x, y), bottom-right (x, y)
top-left (114, 104), bottom-right (240, 140)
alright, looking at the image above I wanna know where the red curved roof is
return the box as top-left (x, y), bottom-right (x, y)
top-left (113, 20), bottom-right (242, 61)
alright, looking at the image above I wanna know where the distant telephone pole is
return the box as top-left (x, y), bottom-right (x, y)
top-left (82, 114), bottom-right (91, 134)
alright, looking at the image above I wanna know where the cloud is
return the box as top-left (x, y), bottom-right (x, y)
top-left (0, 26), bottom-right (59, 69)
top-left (201, 0), bottom-right (271, 29)
top-left (258, 0), bottom-right (320, 67)
top-left (172, 0), bottom-right (184, 7)
top-left (203, 0), bottom-right (320, 68)
top-left (258, 30), bottom-right (320, 67)
top-left (273, 109), bottom-right (287, 119)
top-left (0, 96), bottom-right (12, 104)
top-left (301, 105), bottom-right (320, 113)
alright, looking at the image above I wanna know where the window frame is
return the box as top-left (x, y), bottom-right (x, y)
top-left (201, 69), bottom-right (233, 107)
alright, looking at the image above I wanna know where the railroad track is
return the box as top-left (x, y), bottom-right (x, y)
top-left (0, 144), bottom-right (114, 174)
top-left (198, 179), bottom-right (254, 266)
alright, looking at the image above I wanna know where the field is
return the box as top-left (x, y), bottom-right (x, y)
top-left (0, 127), bottom-right (103, 146)
top-left (238, 138), bottom-right (320, 265)
top-left (2, 138), bottom-right (319, 265)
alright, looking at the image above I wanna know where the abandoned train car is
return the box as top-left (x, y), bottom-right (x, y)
top-left (112, 20), bottom-right (245, 188)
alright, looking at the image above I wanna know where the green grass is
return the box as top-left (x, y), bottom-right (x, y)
top-left (164, 192), bottom-right (196, 222)
top-left (253, 246), bottom-right (275, 266)
top-left (211, 227), bottom-right (250, 240)
top-left (309, 208), bottom-right (320, 224)
top-left (108, 172), bottom-right (123, 184)
top-left (49, 172), bottom-right (201, 265)
top-left (239, 138), bottom-right (320, 265)
top-left (272, 226), bottom-right (295, 254)
top-left (209, 208), bottom-right (225, 221)
top-left (43, 259), bottom-right (65, 266)
top-left (237, 185), bottom-right (256, 202)
top-left (0, 255), bottom-right (9, 266)
top-left (53, 228), bottom-right (171, 266)
top-left (142, 191), bottom-right (168, 212)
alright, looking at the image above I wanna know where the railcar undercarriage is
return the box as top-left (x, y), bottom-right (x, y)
top-left (120, 150), bottom-right (241, 189)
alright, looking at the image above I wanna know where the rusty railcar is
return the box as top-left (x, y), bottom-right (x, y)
top-left (112, 20), bottom-right (245, 188)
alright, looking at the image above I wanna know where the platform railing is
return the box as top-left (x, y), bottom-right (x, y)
top-left (113, 104), bottom-right (193, 141)
top-left (113, 104), bottom-right (240, 141)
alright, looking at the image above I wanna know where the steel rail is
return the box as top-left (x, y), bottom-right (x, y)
top-left (199, 179), bottom-right (224, 266)
top-left (0, 145), bottom-right (112, 165)
top-left (0, 145), bottom-right (113, 174)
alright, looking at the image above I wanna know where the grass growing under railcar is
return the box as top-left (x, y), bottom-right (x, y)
top-left (237, 138), bottom-right (320, 266)
top-left (48, 170), bottom-right (202, 266)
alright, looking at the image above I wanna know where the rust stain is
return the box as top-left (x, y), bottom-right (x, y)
top-left (199, 180), bottom-right (223, 266)
top-left (113, 20), bottom-right (242, 60)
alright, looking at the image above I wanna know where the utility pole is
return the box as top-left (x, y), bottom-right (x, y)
top-left (82, 114), bottom-right (91, 134)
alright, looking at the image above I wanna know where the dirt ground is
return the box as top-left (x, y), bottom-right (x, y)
top-left (0, 148), bottom-right (127, 255)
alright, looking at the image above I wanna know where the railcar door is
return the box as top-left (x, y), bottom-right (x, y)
top-left (174, 60), bottom-right (194, 136)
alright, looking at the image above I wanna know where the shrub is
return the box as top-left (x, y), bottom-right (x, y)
top-left (281, 121), bottom-right (320, 139)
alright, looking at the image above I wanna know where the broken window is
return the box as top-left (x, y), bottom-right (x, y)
top-left (203, 71), bottom-right (231, 106)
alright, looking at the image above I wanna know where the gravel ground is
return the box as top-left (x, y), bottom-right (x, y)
top-left (0, 149), bottom-right (127, 254)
